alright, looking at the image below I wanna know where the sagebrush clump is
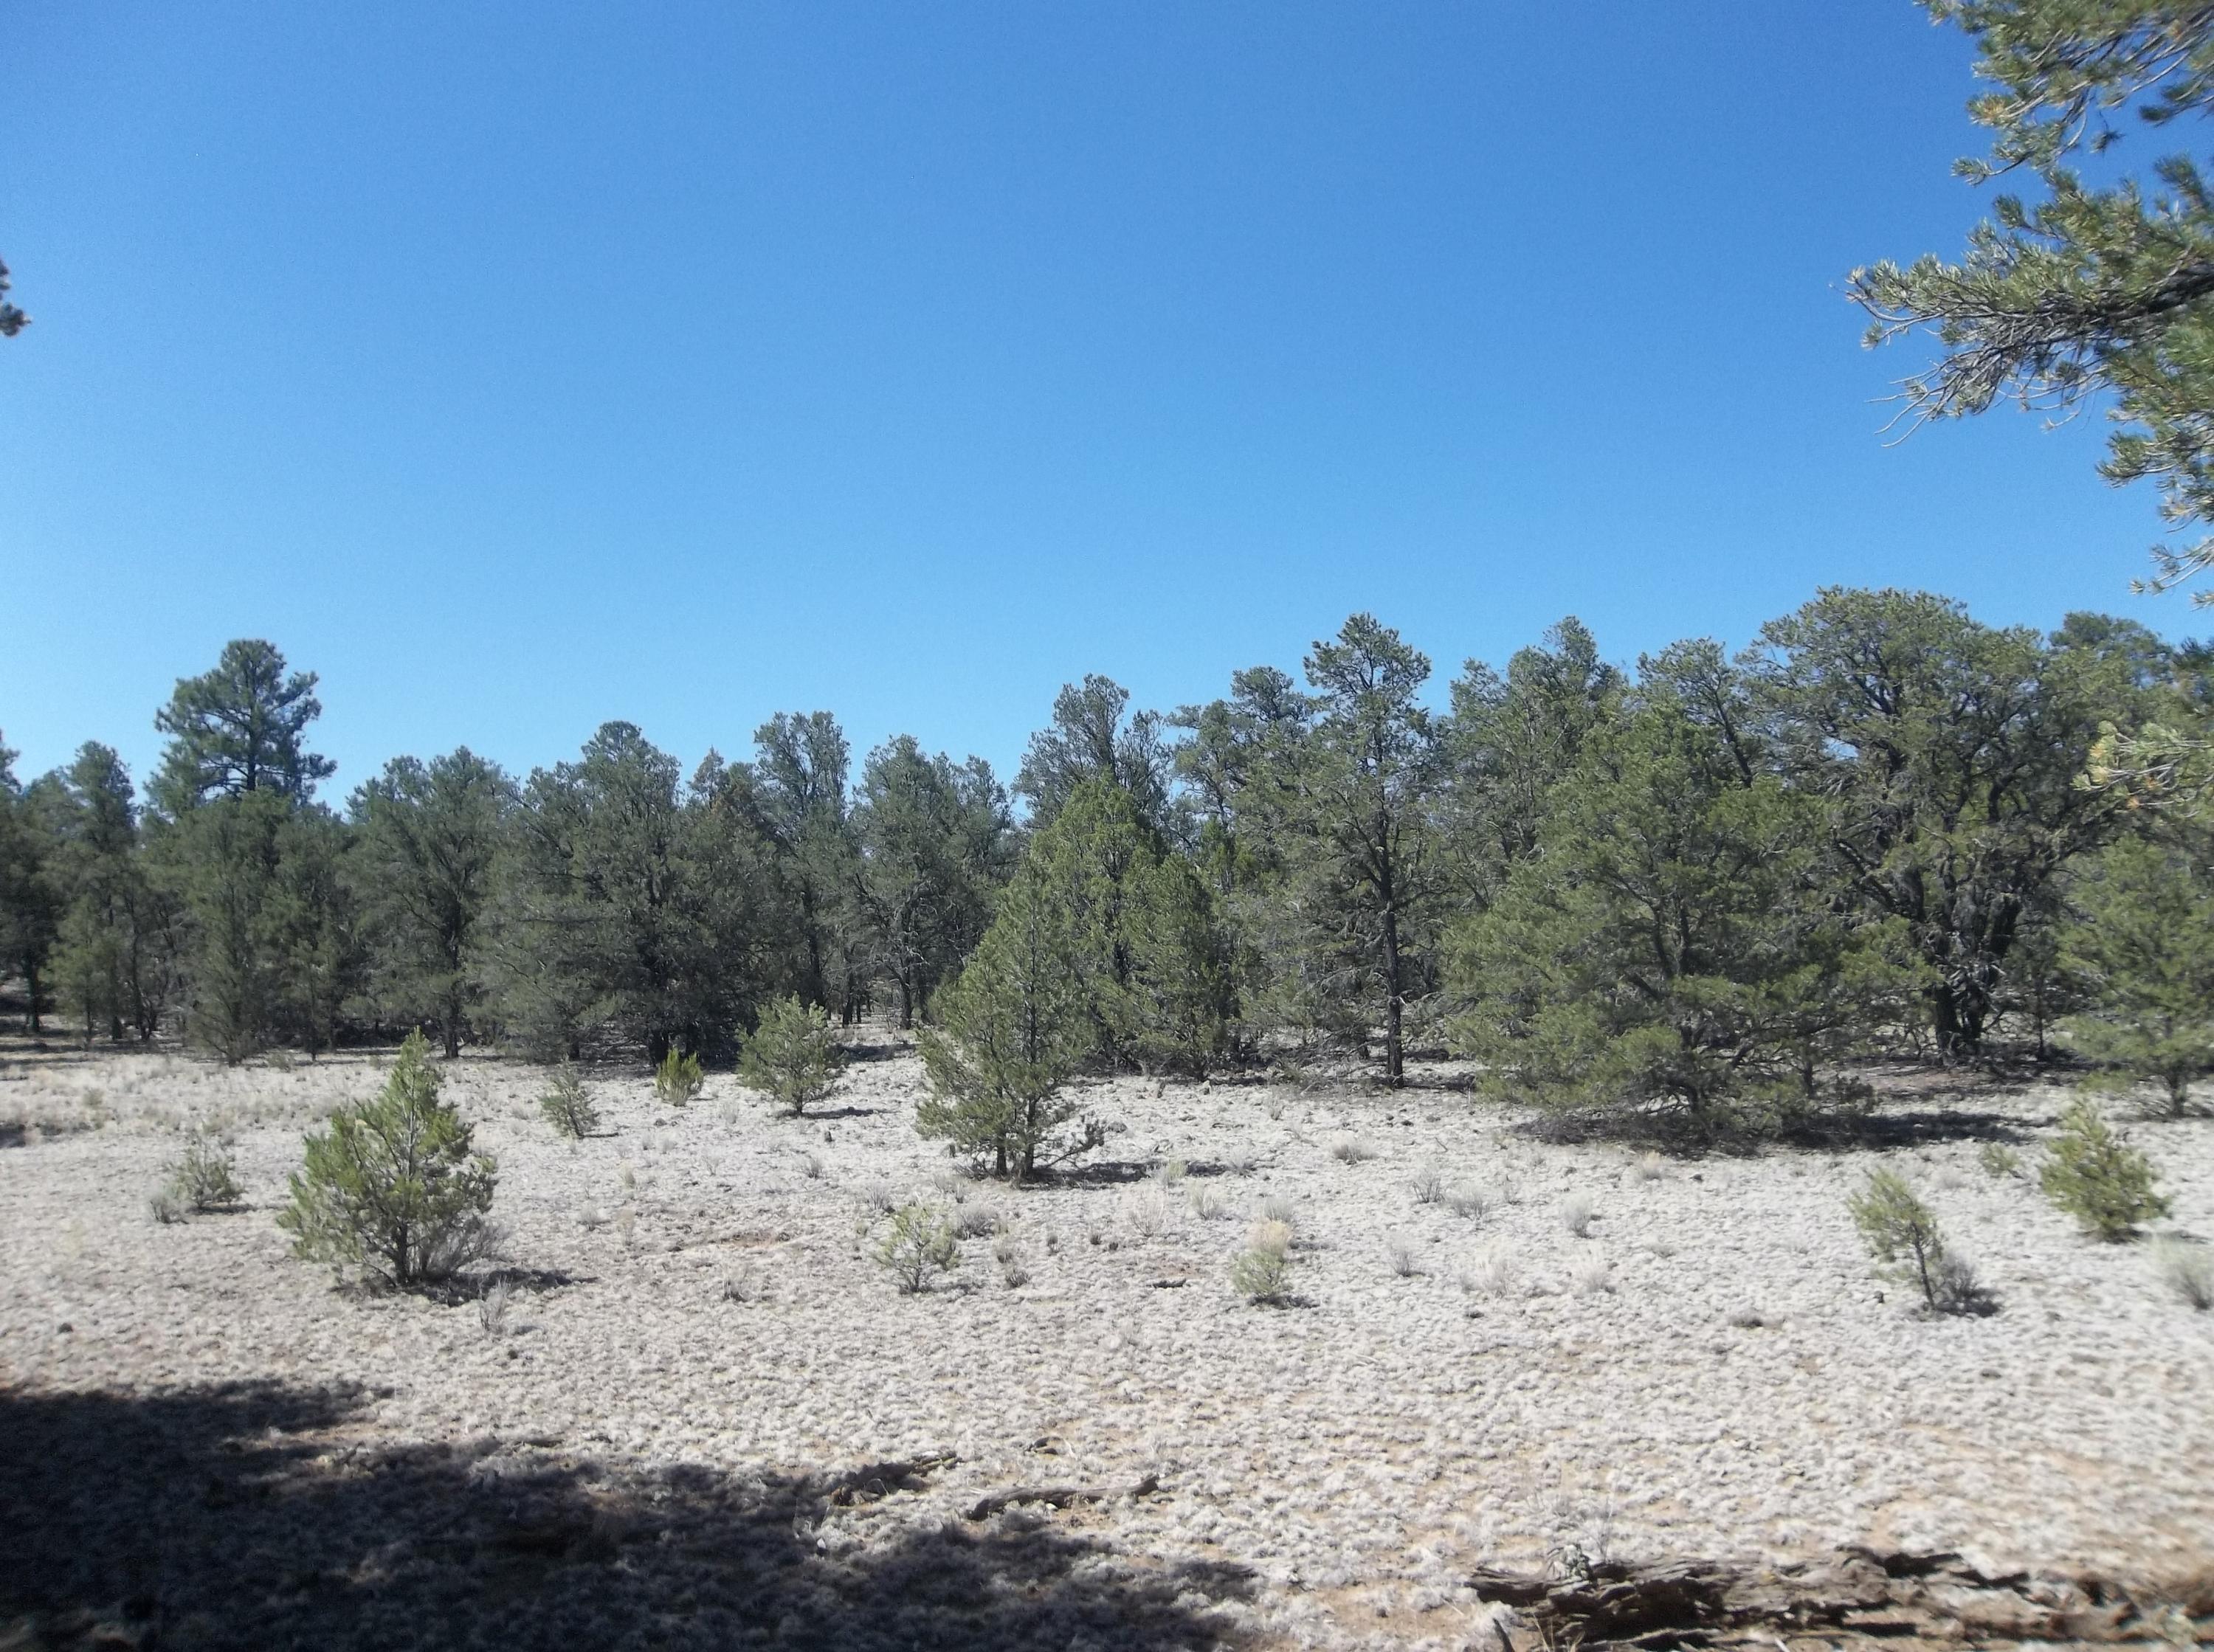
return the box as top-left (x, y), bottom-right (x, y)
top-left (2040, 1096), bottom-right (2170, 1241)
top-left (170, 1128), bottom-right (242, 1212)
top-left (1232, 1218), bottom-right (1295, 1304)
top-left (277, 1031), bottom-right (498, 1286)
top-left (538, 1062), bottom-right (601, 1139)
top-left (652, 1048), bottom-right (706, 1108)
top-left (737, 995), bottom-right (846, 1116)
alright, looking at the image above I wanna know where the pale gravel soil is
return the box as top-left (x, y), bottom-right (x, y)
top-left (1, 1036), bottom-right (2209, 1648)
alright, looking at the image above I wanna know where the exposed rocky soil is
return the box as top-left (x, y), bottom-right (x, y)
top-left (1, 1036), bottom-right (2209, 1649)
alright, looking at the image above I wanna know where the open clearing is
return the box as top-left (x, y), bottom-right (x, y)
top-left (2, 1037), bottom-right (2210, 1648)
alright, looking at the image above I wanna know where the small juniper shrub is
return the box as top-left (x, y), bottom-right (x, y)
top-left (877, 1202), bottom-right (959, 1294)
top-left (1848, 1167), bottom-right (1987, 1315)
top-left (1978, 1141), bottom-right (2024, 1180)
top-left (737, 995), bottom-right (846, 1116)
top-left (2152, 1237), bottom-right (2214, 1310)
top-left (2040, 1096), bottom-right (2170, 1241)
top-left (1232, 1219), bottom-right (1295, 1304)
top-left (538, 1062), bottom-right (601, 1140)
top-left (170, 1128), bottom-right (243, 1212)
top-left (652, 1048), bottom-right (706, 1108)
top-left (277, 1031), bottom-right (499, 1288)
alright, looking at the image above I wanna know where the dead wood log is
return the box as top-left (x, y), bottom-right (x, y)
top-left (1466, 1546), bottom-right (2209, 1647)
top-left (963, 1473), bottom-right (1161, 1522)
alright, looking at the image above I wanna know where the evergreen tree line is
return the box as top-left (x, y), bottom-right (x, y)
top-left (4, 587), bottom-right (2210, 1133)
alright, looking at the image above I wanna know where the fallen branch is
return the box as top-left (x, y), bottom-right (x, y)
top-left (1466, 1546), bottom-right (2213, 1648)
top-left (964, 1473), bottom-right (1160, 1522)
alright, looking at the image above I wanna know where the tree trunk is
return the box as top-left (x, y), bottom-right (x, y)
top-left (1380, 907), bottom-right (1404, 1085)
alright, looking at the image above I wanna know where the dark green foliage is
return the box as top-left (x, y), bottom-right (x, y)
top-left (1448, 686), bottom-right (1914, 1130)
top-left (1015, 675), bottom-right (1176, 837)
top-left (737, 994), bottom-right (845, 1116)
top-left (917, 854), bottom-right (1100, 1181)
top-left (537, 1062), bottom-right (601, 1139)
top-left (752, 713), bottom-right (866, 1021)
top-left (152, 640), bottom-right (334, 813)
top-left (162, 789), bottom-right (292, 1063)
top-left (277, 1031), bottom-right (497, 1285)
top-left (46, 745), bottom-right (178, 1044)
top-left (2059, 834), bottom-right (2214, 1114)
top-left (1750, 590), bottom-right (2162, 1057)
top-left (0, 737), bottom-right (63, 1031)
top-left (351, 750), bottom-right (511, 1057)
top-left (2040, 1095), bottom-right (2171, 1239)
top-left (852, 736), bottom-right (1011, 1028)
top-left (489, 723), bottom-right (776, 1062)
top-left (1853, 1), bottom-right (2214, 598)
top-left (0, 255), bottom-right (27, 337)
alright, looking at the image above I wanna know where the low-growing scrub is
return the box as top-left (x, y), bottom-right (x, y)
top-left (170, 1129), bottom-right (243, 1213)
top-left (538, 1062), bottom-right (601, 1140)
top-left (2152, 1237), bottom-right (2213, 1310)
top-left (1847, 1167), bottom-right (1987, 1315)
top-left (1977, 1141), bottom-right (2024, 1180)
top-left (2040, 1097), bottom-right (2170, 1242)
top-left (737, 995), bottom-right (846, 1116)
top-left (1232, 1219), bottom-right (1296, 1304)
top-left (652, 1048), bottom-right (706, 1108)
top-left (877, 1202), bottom-right (959, 1294)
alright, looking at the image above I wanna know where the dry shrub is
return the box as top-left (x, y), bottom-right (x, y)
top-left (1232, 1219), bottom-right (1295, 1304)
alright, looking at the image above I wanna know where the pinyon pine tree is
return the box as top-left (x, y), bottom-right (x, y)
top-left (277, 1031), bottom-right (497, 1285)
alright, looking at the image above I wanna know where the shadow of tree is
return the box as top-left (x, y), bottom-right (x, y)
top-left (0, 1381), bottom-right (1256, 1651)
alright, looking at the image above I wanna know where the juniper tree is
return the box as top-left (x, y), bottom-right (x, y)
top-left (1750, 590), bottom-right (2164, 1057)
top-left (0, 738), bottom-right (61, 1031)
top-left (738, 994), bottom-right (846, 1115)
top-left (752, 712), bottom-right (864, 1019)
top-left (1447, 686), bottom-right (1915, 1130)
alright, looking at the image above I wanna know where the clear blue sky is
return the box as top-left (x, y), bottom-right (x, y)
top-left (0, 1), bottom-right (2190, 798)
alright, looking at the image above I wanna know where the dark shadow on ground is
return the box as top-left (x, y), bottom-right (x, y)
top-left (0, 1380), bottom-right (1257, 1651)
top-left (1514, 1105), bottom-right (2040, 1158)
top-left (793, 1105), bottom-right (880, 1122)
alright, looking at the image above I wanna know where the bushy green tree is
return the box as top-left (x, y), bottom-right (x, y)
top-left (2059, 834), bottom-right (2214, 1114)
top-left (752, 712), bottom-right (866, 1020)
top-left (45, 744), bottom-right (178, 1043)
top-left (852, 736), bottom-right (1011, 1027)
top-left (2041, 1095), bottom-right (2171, 1239)
top-left (1027, 780), bottom-right (1232, 1074)
top-left (737, 993), bottom-right (845, 1115)
top-left (537, 1061), bottom-right (600, 1139)
top-left (0, 737), bottom-right (62, 1031)
top-left (1751, 590), bottom-right (2163, 1057)
top-left (490, 723), bottom-right (776, 1061)
top-left (917, 857), bottom-right (1099, 1181)
top-left (162, 789), bottom-right (291, 1062)
top-left (351, 749), bottom-right (512, 1057)
top-left (1015, 674), bottom-right (1176, 837)
top-left (1285, 615), bottom-right (1444, 1084)
top-left (277, 1031), bottom-right (498, 1285)
top-left (151, 639), bottom-right (334, 813)
top-left (1449, 686), bottom-right (1914, 1130)
top-left (1848, 1168), bottom-right (1981, 1313)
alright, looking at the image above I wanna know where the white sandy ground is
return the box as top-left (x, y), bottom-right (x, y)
top-left (1, 1034), bottom-right (2210, 1648)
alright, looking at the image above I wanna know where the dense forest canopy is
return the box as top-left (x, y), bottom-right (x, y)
top-left (5, 586), bottom-right (2210, 1135)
